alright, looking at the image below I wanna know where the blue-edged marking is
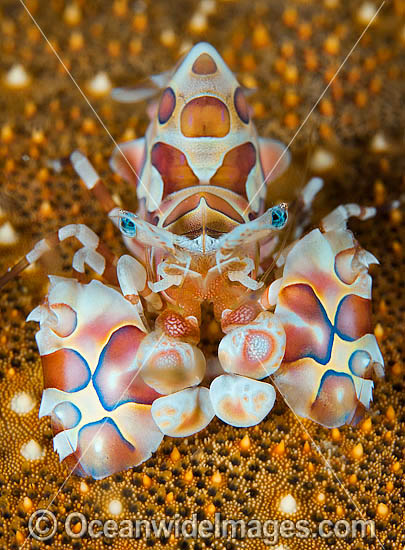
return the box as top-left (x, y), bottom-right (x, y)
top-left (313, 369), bottom-right (356, 424)
top-left (60, 349), bottom-right (91, 393)
top-left (77, 417), bottom-right (135, 479)
top-left (334, 295), bottom-right (357, 342)
top-left (92, 327), bottom-right (137, 412)
top-left (53, 401), bottom-right (82, 429)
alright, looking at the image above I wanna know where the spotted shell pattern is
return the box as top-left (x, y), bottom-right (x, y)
top-left (28, 277), bottom-right (163, 479)
top-left (271, 227), bottom-right (384, 428)
top-left (30, 225), bottom-right (383, 478)
top-left (110, 42), bottom-right (291, 238)
top-left (27, 43), bottom-right (384, 479)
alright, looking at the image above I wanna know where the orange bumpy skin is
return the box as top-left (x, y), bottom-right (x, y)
top-left (24, 43), bottom-right (384, 479)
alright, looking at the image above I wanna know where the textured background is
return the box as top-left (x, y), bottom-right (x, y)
top-left (0, 0), bottom-right (404, 549)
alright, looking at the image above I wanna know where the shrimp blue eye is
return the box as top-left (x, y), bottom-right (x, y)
top-left (271, 205), bottom-right (288, 229)
top-left (120, 216), bottom-right (137, 237)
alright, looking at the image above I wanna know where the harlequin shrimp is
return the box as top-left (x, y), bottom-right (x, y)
top-left (0, 43), bottom-right (384, 479)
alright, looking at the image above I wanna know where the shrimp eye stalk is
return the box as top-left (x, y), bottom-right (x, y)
top-left (119, 211), bottom-right (137, 237)
top-left (270, 203), bottom-right (288, 229)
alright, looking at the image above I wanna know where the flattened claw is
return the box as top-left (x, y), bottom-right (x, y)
top-left (271, 222), bottom-right (384, 428)
top-left (151, 387), bottom-right (214, 437)
top-left (210, 374), bottom-right (276, 428)
top-left (137, 331), bottom-right (206, 395)
top-left (30, 277), bottom-right (165, 479)
top-left (218, 311), bottom-right (285, 379)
